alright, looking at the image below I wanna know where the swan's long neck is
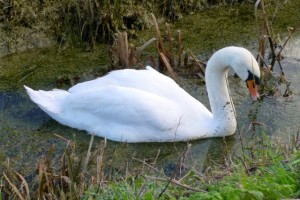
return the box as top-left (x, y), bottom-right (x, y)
top-left (205, 52), bottom-right (237, 136)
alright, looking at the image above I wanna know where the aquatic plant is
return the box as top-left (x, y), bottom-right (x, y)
top-left (254, 0), bottom-right (295, 99)
top-left (108, 13), bottom-right (206, 83)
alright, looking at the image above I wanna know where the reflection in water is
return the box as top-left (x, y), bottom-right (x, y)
top-left (0, 39), bottom-right (300, 177)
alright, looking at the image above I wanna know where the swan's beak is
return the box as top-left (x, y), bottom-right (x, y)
top-left (247, 80), bottom-right (260, 101)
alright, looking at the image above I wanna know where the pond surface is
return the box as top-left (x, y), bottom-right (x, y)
top-left (0, 38), bottom-right (300, 179)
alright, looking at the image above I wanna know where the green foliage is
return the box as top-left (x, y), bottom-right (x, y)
top-left (82, 176), bottom-right (162, 200)
top-left (180, 191), bottom-right (223, 200)
top-left (180, 133), bottom-right (300, 200)
top-left (83, 132), bottom-right (300, 200)
top-left (1, 131), bottom-right (300, 199)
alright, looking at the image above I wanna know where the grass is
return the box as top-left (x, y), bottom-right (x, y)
top-left (1, 132), bottom-right (299, 199)
top-left (83, 132), bottom-right (300, 200)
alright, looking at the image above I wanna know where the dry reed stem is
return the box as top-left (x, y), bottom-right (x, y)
top-left (255, 0), bottom-right (276, 68)
top-left (83, 134), bottom-right (94, 172)
top-left (148, 55), bottom-right (157, 69)
top-left (136, 37), bottom-right (157, 66)
top-left (53, 133), bottom-right (71, 143)
top-left (151, 13), bottom-right (179, 80)
top-left (188, 51), bottom-right (206, 77)
top-left (166, 23), bottom-right (175, 67)
top-left (129, 44), bottom-right (135, 66)
top-left (184, 53), bottom-right (189, 66)
top-left (81, 134), bottom-right (94, 191)
top-left (3, 172), bottom-right (26, 200)
top-left (177, 30), bottom-right (183, 67)
top-left (159, 52), bottom-right (179, 82)
top-left (151, 13), bottom-right (166, 55)
top-left (138, 38), bottom-right (157, 52)
top-left (117, 32), bottom-right (129, 67)
top-left (15, 171), bottom-right (30, 200)
top-left (255, 0), bottom-right (274, 54)
top-left (124, 32), bottom-right (129, 67)
top-left (261, 0), bottom-right (274, 55)
top-left (97, 138), bottom-right (107, 186)
top-left (277, 27), bottom-right (294, 57)
top-left (258, 35), bottom-right (266, 68)
top-left (111, 33), bottom-right (157, 68)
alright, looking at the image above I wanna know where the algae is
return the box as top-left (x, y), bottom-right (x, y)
top-left (0, 45), bottom-right (109, 90)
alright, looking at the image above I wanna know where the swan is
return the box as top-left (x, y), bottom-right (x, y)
top-left (24, 46), bottom-right (260, 143)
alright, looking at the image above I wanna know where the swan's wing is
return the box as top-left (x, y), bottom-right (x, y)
top-left (68, 67), bottom-right (181, 100)
top-left (62, 85), bottom-right (185, 142)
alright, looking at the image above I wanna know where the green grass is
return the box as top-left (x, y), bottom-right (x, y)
top-left (10, 132), bottom-right (294, 200)
top-left (80, 134), bottom-right (300, 200)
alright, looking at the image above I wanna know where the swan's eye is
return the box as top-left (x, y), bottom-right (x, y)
top-left (246, 70), bottom-right (260, 86)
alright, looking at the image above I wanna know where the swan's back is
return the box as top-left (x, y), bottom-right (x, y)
top-left (69, 66), bottom-right (183, 101)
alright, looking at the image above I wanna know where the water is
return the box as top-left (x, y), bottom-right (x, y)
top-left (0, 39), bottom-right (300, 177)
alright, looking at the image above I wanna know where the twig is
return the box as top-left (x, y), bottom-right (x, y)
top-left (277, 27), bottom-right (294, 57)
top-left (151, 148), bottom-right (161, 165)
top-left (132, 157), bottom-right (166, 177)
top-left (238, 156), bottom-right (250, 176)
top-left (188, 50), bottom-right (206, 75)
top-left (146, 175), bottom-right (207, 193)
top-left (157, 143), bottom-right (192, 198)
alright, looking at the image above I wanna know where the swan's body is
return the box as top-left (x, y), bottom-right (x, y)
top-left (25, 46), bottom-right (260, 142)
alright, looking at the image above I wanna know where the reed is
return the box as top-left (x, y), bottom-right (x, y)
top-left (254, 0), bottom-right (295, 99)
top-left (108, 31), bottom-right (156, 69)
top-left (0, 134), bottom-right (107, 199)
top-left (108, 13), bottom-right (208, 83)
top-left (1, 131), bottom-right (299, 199)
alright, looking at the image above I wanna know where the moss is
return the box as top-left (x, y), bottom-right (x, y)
top-left (136, 0), bottom-right (300, 54)
top-left (0, 45), bottom-right (109, 90)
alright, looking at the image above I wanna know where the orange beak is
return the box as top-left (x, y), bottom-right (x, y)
top-left (247, 80), bottom-right (259, 101)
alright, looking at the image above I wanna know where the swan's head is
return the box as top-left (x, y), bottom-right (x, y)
top-left (225, 47), bottom-right (261, 101)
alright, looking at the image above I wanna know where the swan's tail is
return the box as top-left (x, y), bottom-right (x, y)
top-left (24, 85), bottom-right (69, 114)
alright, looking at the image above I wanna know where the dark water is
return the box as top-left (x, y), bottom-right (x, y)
top-left (0, 39), bottom-right (299, 177)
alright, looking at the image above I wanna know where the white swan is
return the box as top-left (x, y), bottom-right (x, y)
top-left (25, 46), bottom-right (260, 143)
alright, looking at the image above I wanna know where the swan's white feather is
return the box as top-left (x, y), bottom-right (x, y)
top-left (24, 46), bottom-right (260, 142)
top-left (25, 67), bottom-right (212, 142)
